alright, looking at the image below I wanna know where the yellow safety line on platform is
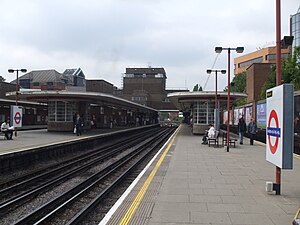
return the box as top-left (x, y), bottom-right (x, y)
top-left (295, 154), bottom-right (300, 160)
top-left (293, 207), bottom-right (300, 221)
top-left (118, 127), bottom-right (180, 225)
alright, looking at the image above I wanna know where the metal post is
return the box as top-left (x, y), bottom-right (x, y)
top-left (16, 70), bottom-right (19, 106)
top-left (275, 0), bottom-right (281, 195)
top-left (227, 49), bottom-right (231, 152)
top-left (15, 70), bottom-right (19, 137)
top-left (215, 70), bottom-right (218, 110)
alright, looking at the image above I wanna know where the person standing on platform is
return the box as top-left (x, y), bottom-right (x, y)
top-left (238, 116), bottom-right (246, 145)
top-left (75, 114), bottom-right (83, 136)
top-left (248, 118), bottom-right (258, 145)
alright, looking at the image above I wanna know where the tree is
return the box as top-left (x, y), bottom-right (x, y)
top-left (223, 72), bottom-right (247, 106)
top-left (198, 85), bottom-right (203, 91)
top-left (260, 46), bottom-right (300, 99)
top-left (193, 84), bottom-right (199, 91)
top-left (223, 72), bottom-right (246, 93)
top-left (0, 76), bottom-right (5, 82)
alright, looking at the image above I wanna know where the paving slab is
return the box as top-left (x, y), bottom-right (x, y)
top-left (103, 124), bottom-right (300, 225)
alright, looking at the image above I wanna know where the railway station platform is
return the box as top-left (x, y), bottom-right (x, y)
top-left (0, 127), bottom-right (127, 156)
top-left (102, 124), bottom-right (300, 225)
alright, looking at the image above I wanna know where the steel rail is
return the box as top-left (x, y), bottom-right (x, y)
top-left (13, 128), bottom-right (172, 225)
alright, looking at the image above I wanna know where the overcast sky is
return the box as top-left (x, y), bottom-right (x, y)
top-left (0, 0), bottom-right (298, 91)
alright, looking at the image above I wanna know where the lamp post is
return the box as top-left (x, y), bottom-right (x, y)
top-left (207, 69), bottom-right (226, 130)
top-left (8, 68), bottom-right (27, 136)
top-left (215, 47), bottom-right (244, 152)
top-left (206, 69), bottom-right (226, 109)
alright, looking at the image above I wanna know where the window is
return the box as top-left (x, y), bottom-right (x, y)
top-left (32, 82), bottom-right (39, 86)
top-left (193, 101), bottom-right (214, 124)
top-left (265, 53), bottom-right (290, 60)
top-left (47, 82), bottom-right (53, 86)
top-left (125, 74), bottom-right (134, 78)
top-left (155, 73), bottom-right (164, 78)
top-left (238, 57), bottom-right (263, 68)
top-left (48, 101), bottom-right (76, 122)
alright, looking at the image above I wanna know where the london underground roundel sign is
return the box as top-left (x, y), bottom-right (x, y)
top-left (267, 109), bottom-right (280, 154)
top-left (14, 112), bottom-right (22, 125)
top-left (266, 84), bottom-right (293, 170)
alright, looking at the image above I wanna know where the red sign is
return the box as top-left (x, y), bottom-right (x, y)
top-left (14, 112), bottom-right (21, 125)
top-left (267, 110), bottom-right (280, 154)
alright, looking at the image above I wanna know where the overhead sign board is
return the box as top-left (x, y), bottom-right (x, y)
top-left (266, 84), bottom-right (293, 169)
top-left (10, 105), bottom-right (23, 128)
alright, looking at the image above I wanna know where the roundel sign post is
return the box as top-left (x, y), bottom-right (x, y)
top-left (10, 105), bottom-right (23, 128)
top-left (266, 84), bottom-right (293, 169)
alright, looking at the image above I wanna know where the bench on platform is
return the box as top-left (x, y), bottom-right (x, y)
top-left (222, 132), bottom-right (237, 148)
top-left (207, 130), bottom-right (220, 147)
top-left (0, 132), bottom-right (7, 140)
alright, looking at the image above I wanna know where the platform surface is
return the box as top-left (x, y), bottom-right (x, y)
top-left (0, 127), bottom-right (126, 155)
top-left (104, 124), bottom-right (300, 225)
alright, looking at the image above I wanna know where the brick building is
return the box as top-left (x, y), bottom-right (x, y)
top-left (246, 63), bottom-right (273, 103)
top-left (234, 46), bottom-right (291, 75)
top-left (12, 68), bottom-right (86, 91)
top-left (0, 82), bottom-right (15, 98)
top-left (122, 67), bottom-right (179, 110)
top-left (86, 79), bottom-right (114, 95)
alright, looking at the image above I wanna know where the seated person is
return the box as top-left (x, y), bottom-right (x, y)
top-left (202, 124), bottom-right (215, 144)
top-left (1, 119), bottom-right (14, 140)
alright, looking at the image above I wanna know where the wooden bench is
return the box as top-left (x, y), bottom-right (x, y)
top-left (0, 132), bottom-right (7, 140)
top-left (207, 130), bottom-right (220, 147)
top-left (222, 132), bottom-right (237, 148)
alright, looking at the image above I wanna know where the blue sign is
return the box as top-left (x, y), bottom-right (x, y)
top-left (267, 127), bottom-right (281, 137)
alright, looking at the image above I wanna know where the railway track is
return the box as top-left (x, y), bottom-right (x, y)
top-left (0, 126), bottom-right (176, 225)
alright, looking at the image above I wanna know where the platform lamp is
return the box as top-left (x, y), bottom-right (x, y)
top-left (8, 68), bottom-right (27, 136)
top-left (214, 47), bottom-right (244, 152)
top-left (206, 69), bottom-right (226, 130)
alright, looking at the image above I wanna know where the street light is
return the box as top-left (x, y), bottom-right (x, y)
top-left (8, 68), bottom-right (27, 136)
top-left (207, 69), bottom-right (226, 130)
top-left (214, 47), bottom-right (244, 152)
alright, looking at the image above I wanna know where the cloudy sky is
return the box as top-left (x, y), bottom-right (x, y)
top-left (0, 0), bottom-right (298, 91)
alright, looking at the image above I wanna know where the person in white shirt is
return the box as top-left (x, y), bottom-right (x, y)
top-left (207, 124), bottom-right (216, 138)
top-left (1, 119), bottom-right (13, 140)
top-left (202, 124), bottom-right (215, 144)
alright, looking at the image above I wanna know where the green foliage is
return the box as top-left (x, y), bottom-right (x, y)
top-left (260, 46), bottom-right (300, 99)
top-left (235, 98), bottom-right (247, 107)
top-left (193, 84), bottom-right (199, 91)
top-left (0, 76), bottom-right (5, 82)
top-left (223, 72), bottom-right (246, 93)
top-left (193, 84), bottom-right (203, 91)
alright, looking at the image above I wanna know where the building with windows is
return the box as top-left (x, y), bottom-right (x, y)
top-left (121, 67), bottom-right (186, 110)
top-left (12, 68), bottom-right (86, 91)
top-left (234, 46), bottom-right (291, 75)
top-left (291, 7), bottom-right (300, 54)
top-left (86, 79), bottom-right (114, 95)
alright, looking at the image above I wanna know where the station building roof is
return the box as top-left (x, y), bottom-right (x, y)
top-left (6, 90), bottom-right (158, 112)
top-left (167, 91), bottom-right (247, 111)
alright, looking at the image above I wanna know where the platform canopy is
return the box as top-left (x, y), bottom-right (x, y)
top-left (6, 90), bottom-right (158, 112)
top-left (167, 91), bottom-right (247, 111)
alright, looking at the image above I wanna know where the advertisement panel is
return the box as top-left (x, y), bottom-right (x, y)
top-left (257, 103), bottom-right (266, 129)
top-left (245, 106), bottom-right (252, 125)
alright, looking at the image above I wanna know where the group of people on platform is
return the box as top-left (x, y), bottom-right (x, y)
top-left (237, 116), bottom-right (258, 145)
top-left (201, 116), bottom-right (258, 145)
